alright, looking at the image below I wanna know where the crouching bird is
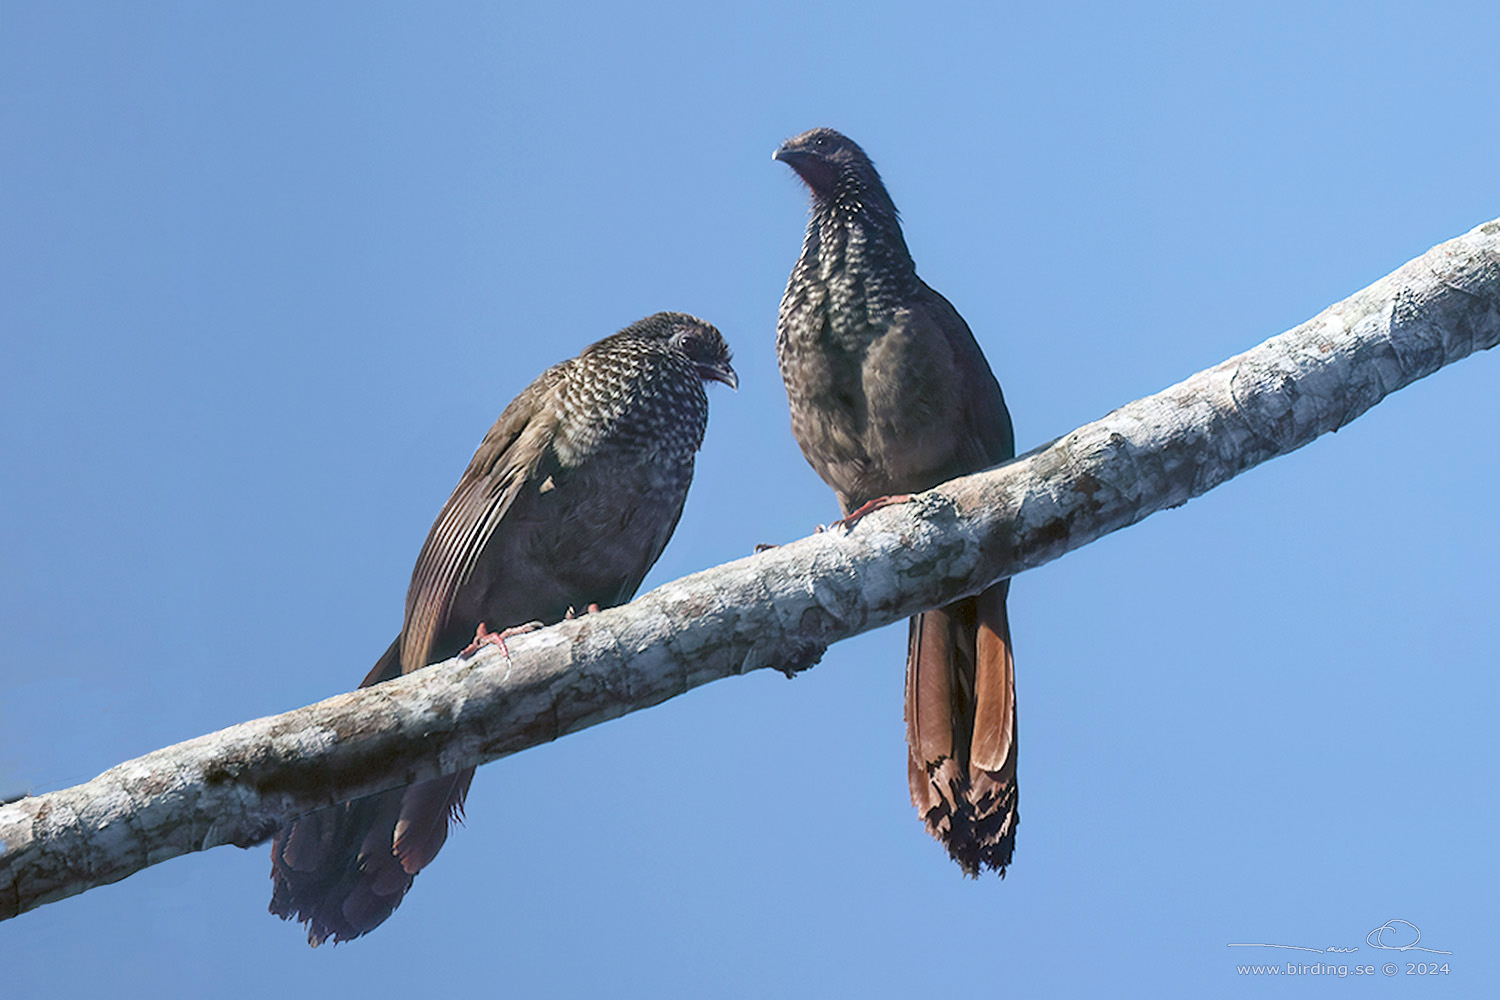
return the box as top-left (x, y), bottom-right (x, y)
top-left (774, 128), bottom-right (1018, 876)
top-left (269, 312), bottom-right (736, 944)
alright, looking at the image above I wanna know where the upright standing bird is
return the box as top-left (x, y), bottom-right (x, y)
top-left (269, 312), bottom-right (736, 944)
top-left (774, 128), bottom-right (1018, 876)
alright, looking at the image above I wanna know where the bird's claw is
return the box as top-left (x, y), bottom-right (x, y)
top-left (460, 620), bottom-right (545, 660)
top-left (830, 493), bottom-right (915, 531)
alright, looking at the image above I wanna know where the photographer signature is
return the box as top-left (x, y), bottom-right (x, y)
top-left (1227, 919), bottom-right (1451, 955)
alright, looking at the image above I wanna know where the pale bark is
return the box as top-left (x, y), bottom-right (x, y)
top-left (2, 218), bottom-right (1496, 922)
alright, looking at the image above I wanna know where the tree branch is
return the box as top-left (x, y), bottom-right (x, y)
top-left (3, 219), bottom-right (1496, 922)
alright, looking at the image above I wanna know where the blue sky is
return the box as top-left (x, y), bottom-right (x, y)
top-left (3, 1), bottom-right (1497, 995)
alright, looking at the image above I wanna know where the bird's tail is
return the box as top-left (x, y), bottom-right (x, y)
top-left (268, 638), bottom-right (474, 946)
top-left (904, 580), bottom-right (1018, 876)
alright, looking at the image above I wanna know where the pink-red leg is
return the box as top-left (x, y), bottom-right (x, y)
top-left (829, 493), bottom-right (914, 530)
top-left (459, 619), bottom-right (545, 660)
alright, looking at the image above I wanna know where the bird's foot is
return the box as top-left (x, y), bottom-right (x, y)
top-left (828, 494), bottom-right (914, 531)
top-left (564, 603), bottom-right (601, 620)
top-left (460, 620), bottom-right (545, 660)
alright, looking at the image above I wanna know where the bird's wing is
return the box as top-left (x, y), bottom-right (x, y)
top-left (397, 364), bottom-right (568, 671)
top-left (915, 283), bottom-right (1015, 467)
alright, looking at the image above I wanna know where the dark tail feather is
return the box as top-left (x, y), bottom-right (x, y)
top-left (904, 580), bottom-right (1018, 876)
top-left (268, 637), bottom-right (474, 946)
top-left (269, 770), bottom-right (473, 946)
top-left (394, 768), bottom-right (474, 872)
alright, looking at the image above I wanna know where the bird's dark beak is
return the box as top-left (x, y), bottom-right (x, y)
top-left (772, 144), bottom-right (807, 165)
top-left (705, 361), bottom-right (738, 390)
top-left (774, 143), bottom-right (833, 195)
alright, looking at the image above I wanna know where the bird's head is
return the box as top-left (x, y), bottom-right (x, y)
top-left (632, 312), bottom-right (738, 390)
top-left (773, 127), bottom-right (883, 205)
